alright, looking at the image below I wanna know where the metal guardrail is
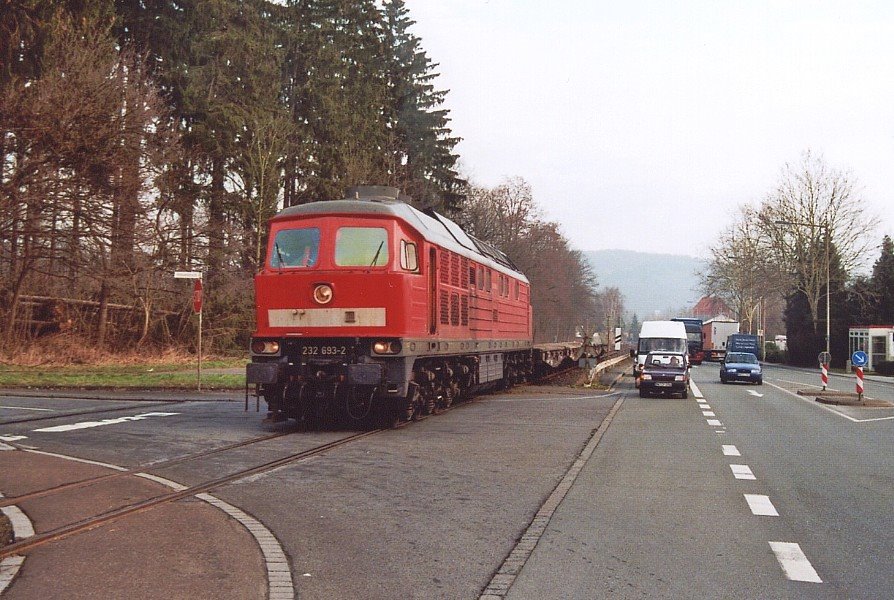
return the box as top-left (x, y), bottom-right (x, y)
top-left (582, 354), bottom-right (630, 387)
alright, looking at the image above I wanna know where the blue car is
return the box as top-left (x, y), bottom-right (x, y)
top-left (720, 352), bottom-right (762, 385)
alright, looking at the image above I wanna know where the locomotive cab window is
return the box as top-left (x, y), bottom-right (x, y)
top-left (400, 240), bottom-right (419, 272)
top-left (335, 227), bottom-right (389, 266)
top-left (270, 227), bottom-right (321, 268)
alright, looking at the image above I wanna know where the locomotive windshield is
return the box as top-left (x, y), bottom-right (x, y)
top-left (270, 227), bottom-right (320, 268)
top-left (335, 227), bottom-right (389, 266)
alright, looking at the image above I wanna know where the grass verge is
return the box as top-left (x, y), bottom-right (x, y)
top-left (0, 358), bottom-right (246, 390)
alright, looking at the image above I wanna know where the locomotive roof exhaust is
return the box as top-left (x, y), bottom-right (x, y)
top-left (346, 186), bottom-right (401, 202)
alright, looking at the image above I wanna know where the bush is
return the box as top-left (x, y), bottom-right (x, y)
top-left (764, 347), bottom-right (788, 364)
top-left (875, 361), bottom-right (894, 376)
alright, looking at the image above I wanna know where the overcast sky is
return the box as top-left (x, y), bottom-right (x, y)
top-left (404, 0), bottom-right (894, 262)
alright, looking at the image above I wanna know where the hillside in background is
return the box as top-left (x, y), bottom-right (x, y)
top-left (583, 250), bottom-right (706, 323)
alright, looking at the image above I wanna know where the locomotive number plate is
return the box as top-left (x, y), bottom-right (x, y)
top-left (301, 345), bottom-right (348, 356)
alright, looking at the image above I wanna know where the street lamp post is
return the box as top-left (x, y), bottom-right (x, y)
top-left (774, 220), bottom-right (831, 355)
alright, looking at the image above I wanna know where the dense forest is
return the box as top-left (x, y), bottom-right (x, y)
top-left (1, 0), bottom-right (611, 358)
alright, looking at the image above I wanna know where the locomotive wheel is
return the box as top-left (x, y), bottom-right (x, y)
top-left (422, 389), bottom-right (436, 415)
top-left (380, 384), bottom-right (419, 428)
top-left (406, 384), bottom-right (421, 421)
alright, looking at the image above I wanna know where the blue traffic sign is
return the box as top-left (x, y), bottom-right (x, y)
top-left (852, 351), bottom-right (868, 367)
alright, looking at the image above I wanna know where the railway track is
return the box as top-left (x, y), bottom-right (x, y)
top-left (0, 352), bottom-right (628, 561)
top-left (0, 429), bottom-right (296, 509)
top-left (0, 401), bottom-right (183, 426)
top-left (0, 428), bottom-right (385, 560)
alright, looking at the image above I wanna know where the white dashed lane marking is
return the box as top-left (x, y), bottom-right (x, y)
top-left (730, 464), bottom-right (756, 480)
top-left (698, 384), bottom-right (825, 587)
top-left (769, 542), bottom-right (823, 583)
top-left (744, 494), bottom-right (779, 516)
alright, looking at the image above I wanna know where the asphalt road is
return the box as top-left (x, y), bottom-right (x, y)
top-left (1, 364), bottom-right (892, 599)
top-left (508, 363), bottom-right (894, 599)
top-left (0, 383), bottom-right (622, 599)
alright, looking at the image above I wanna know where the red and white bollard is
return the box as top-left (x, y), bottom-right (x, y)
top-left (856, 367), bottom-right (864, 400)
top-left (821, 362), bottom-right (829, 390)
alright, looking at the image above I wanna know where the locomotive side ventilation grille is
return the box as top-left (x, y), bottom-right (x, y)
top-left (440, 252), bottom-right (449, 285)
top-left (450, 254), bottom-right (460, 287)
top-left (461, 257), bottom-right (469, 288)
top-left (450, 293), bottom-right (460, 326)
top-left (440, 290), bottom-right (450, 325)
top-left (461, 296), bottom-right (469, 326)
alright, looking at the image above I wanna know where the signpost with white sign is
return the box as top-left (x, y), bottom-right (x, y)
top-left (175, 271), bottom-right (203, 390)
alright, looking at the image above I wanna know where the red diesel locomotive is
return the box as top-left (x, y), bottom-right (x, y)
top-left (246, 186), bottom-right (536, 426)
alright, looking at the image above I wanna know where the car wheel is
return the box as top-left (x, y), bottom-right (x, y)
top-left (756, 378), bottom-right (763, 385)
top-left (639, 388), bottom-right (648, 398)
top-left (681, 389), bottom-right (689, 399)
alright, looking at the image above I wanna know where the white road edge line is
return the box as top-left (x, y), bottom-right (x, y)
top-left (0, 406), bottom-right (54, 412)
top-left (769, 542), bottom-right (822, 583)
top-left (765, 381), bottom-right (894, 423)
top-left (689, 381), bottom-right (704, 398)
top-left (744, 494), bottom-right (779, 516)
top-left (707, 419), bottom-right (723, 427)
top-left (722, 445), bottom-right (741, 456)
top-left (702, 411), bottom-right (716, 417)
top-left (23, 449), bottom-right (129, 471)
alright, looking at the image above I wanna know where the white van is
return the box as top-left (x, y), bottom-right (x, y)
top-left (633, 320), bottom-right (689, 383)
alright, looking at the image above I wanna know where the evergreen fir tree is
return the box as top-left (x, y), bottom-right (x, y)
top-left (382, 0), bottom-right (464, 209)
top-left (871, 235), bottom-right (894, 323)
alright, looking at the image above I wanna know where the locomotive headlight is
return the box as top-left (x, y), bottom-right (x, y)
top-left (251, 339), bottom-right (280, 355)
top-left (313, 284), bottom-right (333, 304)
top-left (373, 340), bottom-right (402, 355)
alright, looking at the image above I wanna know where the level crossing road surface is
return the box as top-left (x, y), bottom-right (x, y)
top-left (1, 363), bottom-right (892, 599)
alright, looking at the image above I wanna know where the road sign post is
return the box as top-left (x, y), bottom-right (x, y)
top-left (193, 279), bottom-right (203, 391)
top-left (175, 271), bottom-right (204, 391)
top-left (852, 351), bottom-right (868, 401)
top-left (818, 351), bottom-right (832, 391)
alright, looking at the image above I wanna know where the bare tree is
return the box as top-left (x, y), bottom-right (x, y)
top-left (756, 150), bottom-right (878, 340)
top-left (460, 177), bottom-right (600, 343)
top-left (700, 205), bottom-right (783, 332)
